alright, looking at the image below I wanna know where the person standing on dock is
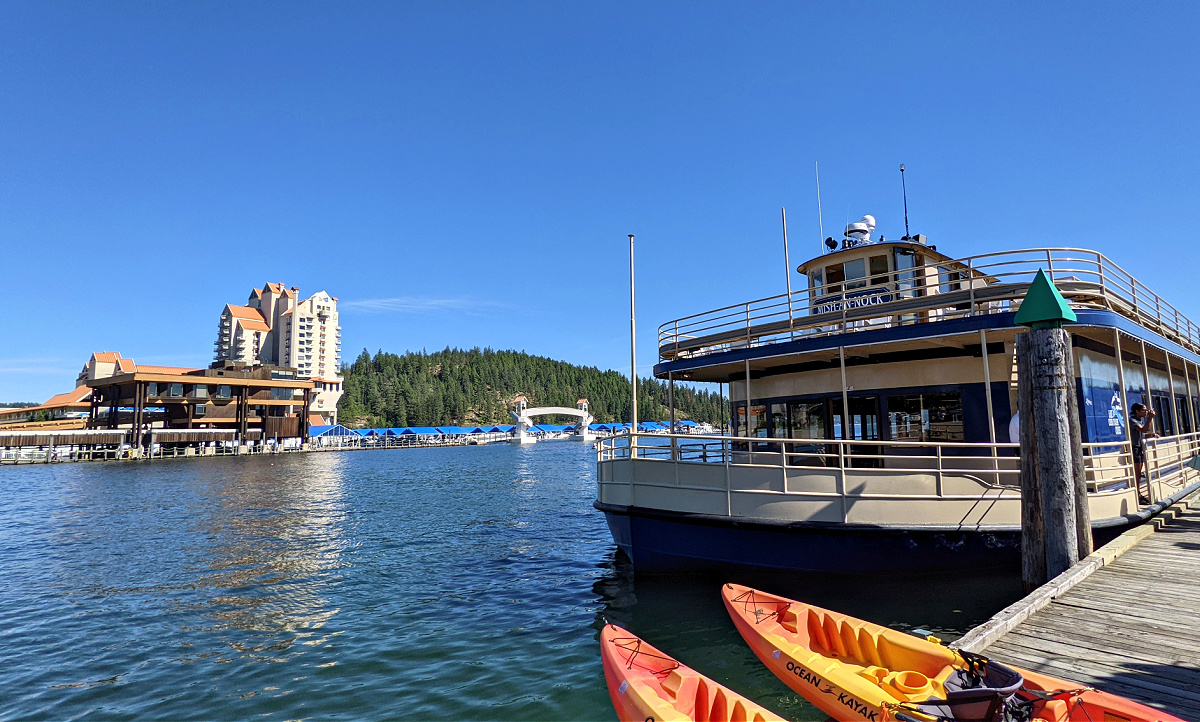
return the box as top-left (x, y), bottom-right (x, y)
top-left (1129, 402), bottom-right (1158, 504)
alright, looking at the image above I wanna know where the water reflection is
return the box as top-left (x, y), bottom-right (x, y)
top-left (183, 453), bottom-right (352, 661)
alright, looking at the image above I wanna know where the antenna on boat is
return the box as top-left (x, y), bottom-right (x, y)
top-left (814, 161), bottom-right (826, 254)
top-left (900, 163), bottom-right (911, 240)
top-left (782, 207), bottom-right (794, 329)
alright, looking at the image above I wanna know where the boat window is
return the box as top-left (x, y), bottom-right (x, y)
top-left (1152, 394), bottom-right (1174, 436)
top-left (830, 398), bottom-right (880, 440)
top-left (769, 403), bottom-right (788, 438)
top-left (810, 269), bottom-right (824, 296)
top-left (1176, 394), bottom-right (1192, 435)
top-left (748, 404), bottom-right (768, 438)
top-left (824, 264), bottom-right (845, 294)
top-left (893, 249), bottom-right (924, 299)
top-left (869, 255), bottom-right (889, 285)
top-left (939, 267), bottom-right (965, 294)
top-left (787, 401), bottom-right (825, 439)
top-left (733, 404), bottom-right (747, 437)
top-left (887, 392), bottom-right (964, 442)
top-left (844, 258), bottom-right (867, 291)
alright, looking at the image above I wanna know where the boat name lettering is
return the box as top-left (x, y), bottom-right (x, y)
top-left (784, 660), bottom-right (824, 689)
top-left (815, 290), bottom-right (892, 315)
top-left (837, 692), bottom-right (877, 721)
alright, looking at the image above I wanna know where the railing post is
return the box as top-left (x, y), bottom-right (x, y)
top-left (1045, 249), bottom-right (1054, 281)
top-left (725, 436), bottom-right (732, 516)
top-left (968, 258), bottom-right (976, 315)
top-left (1096, 252), bottom-right (1110, 310)
top-left (936, 443), bottom-right (944, 497)
top-left (837, 438), bottom-right (848, 523)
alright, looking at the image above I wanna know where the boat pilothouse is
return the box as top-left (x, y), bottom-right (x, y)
top-left (595, 213), bottom-right (1200, 573)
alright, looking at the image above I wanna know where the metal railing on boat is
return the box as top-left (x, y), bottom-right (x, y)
top-left (658, 248), bottom-right (1200, 363)
top-left (596, 431), bottom-right (1200, 523)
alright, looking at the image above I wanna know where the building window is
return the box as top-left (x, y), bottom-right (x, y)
top-left (167, 383), bottom-right (184, 398)
top-left (147, 382), bottom-right (159, 396)
top-left (190, 385), bottom-right (208, 399)
top-left (216, 385), bottom-right (232, 399)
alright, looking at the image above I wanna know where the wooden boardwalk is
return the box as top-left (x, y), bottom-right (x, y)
top-left (968, 501), bottom-right (1200, 720)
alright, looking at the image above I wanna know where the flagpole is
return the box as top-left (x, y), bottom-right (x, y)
top-left (628, 234), bottom-right (638, 458)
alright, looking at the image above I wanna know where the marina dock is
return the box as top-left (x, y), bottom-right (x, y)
top-left (956, 493), bottom-right (1200, 720)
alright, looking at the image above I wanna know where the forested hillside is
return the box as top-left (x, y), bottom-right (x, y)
top-left (337, 347), bottom-right (726, 429)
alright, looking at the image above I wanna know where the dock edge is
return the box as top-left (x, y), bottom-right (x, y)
top-left (954, 486), bottom-right (1200, 653)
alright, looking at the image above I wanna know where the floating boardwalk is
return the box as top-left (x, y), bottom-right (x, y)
top-left (956, 495), bottom-right (1200, 720)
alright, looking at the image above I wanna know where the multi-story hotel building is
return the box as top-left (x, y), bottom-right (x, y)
top-left (214, 283), bottom-right (343, 424)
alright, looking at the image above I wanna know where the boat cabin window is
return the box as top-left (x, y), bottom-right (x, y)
top-left (786, 401), bottom-right (825, 439)
top-left (887, 392), bottom-right (964, 442)
top-left (844, 259), bottom-right (867, 291)
top-left (869, 255), bottom-right (889, 285)
top-left (809, 269), bottom-right (823, 295)
top-left (812, 254), bottom-right (893, 297)
top-left (748, 404), bottom-right (768, 438)
top-left (1151, 394), bottom-right (1174, 436)
top-left (824, 264), bottom-right (845, 294)
top-left (893, 248), bottom-right (924, 298)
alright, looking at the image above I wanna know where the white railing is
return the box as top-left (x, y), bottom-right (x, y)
top-left (658, 247), bottom-right (1200, 363)
top-left (597, 431), bottom-right (1200, 509)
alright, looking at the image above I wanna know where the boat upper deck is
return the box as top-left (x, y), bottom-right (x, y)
top-left (656, 246), bottom-right (1200, 380)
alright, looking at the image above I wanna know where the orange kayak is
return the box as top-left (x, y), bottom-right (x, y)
top-left (721, 584), bottom-right (1183, 722)
top-left (600, 623), bottom-right (785, 722)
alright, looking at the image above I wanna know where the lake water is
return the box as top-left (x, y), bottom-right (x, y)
top-left (1, 442), bottom-right (1023, 721)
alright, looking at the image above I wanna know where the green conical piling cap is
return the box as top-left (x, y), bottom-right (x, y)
top-left (1014, 268), bottom-right (1077, 329)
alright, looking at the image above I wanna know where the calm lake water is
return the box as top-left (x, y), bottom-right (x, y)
top-left (1, 442), bottom-right (1023, 721)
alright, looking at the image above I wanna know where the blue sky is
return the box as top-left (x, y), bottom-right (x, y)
top-left (2, 2), bottom-right (1198, 401)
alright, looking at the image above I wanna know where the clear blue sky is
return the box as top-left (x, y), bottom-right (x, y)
top-left (2, 2), bottom-right (1198, 402)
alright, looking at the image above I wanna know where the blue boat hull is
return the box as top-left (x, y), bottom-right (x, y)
top-left (597, 502), bottom-right (1133, 574)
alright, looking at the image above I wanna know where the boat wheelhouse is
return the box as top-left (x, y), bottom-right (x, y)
top-left (595, 223), bottom-right (1200, 573)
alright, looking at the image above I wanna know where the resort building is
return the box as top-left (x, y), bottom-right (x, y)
top-left (213, 283), bottom-right (344, 424)
top-left (86, 358), bottom-right (314, 446)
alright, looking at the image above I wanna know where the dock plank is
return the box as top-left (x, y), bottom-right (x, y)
top-left (965, 499), bottom-right (1200, 720)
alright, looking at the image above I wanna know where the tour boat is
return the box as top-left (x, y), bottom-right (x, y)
top-left (595, 216), bottom-right (1200, 572)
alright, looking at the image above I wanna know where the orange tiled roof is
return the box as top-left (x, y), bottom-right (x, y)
top-left (91, 351), bottom-right (121, 363)
top-left (238, 318), bottom-right (271, 332)
top-left (264, 282), bottom-right (284, 294)
top-left (38, 386), bottom-right (92, 409)
top-left (117, 358), bottom-right (135, 373)
top-left (135, 364), bottom-right (202, 375)
top-left (225, 304), bottom-right (268, 322)
top-left (308, 414), bottom-right (326, 427)
top-left (250, 288), bottom-right (262, 299)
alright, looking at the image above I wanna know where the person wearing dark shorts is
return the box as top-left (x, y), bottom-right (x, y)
top-left (1129, 402), bottom-right (1158, 504)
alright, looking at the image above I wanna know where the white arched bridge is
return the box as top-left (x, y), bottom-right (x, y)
top-left (510, 397), bottom-right (593, 444)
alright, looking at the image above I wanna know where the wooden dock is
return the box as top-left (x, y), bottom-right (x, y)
top-left (957, 496), bottom-right (1200, 720)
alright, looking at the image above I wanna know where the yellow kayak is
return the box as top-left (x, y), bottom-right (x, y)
top-left (721, 584), bottom-right (1183, 722)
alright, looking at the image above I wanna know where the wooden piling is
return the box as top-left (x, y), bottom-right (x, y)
top-left (1030, 326), bottom-right (1080, 579)
top-left (1015, 268), bottom-right (1089, 590)
top-left (1017, 334), bottom-right (1045, 592)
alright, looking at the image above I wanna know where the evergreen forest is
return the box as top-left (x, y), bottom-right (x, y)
top-left (336, 347), bottom-right (727, 429)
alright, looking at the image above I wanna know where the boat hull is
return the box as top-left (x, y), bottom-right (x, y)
top-left (598, 502), bottom-right (1133, 574)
